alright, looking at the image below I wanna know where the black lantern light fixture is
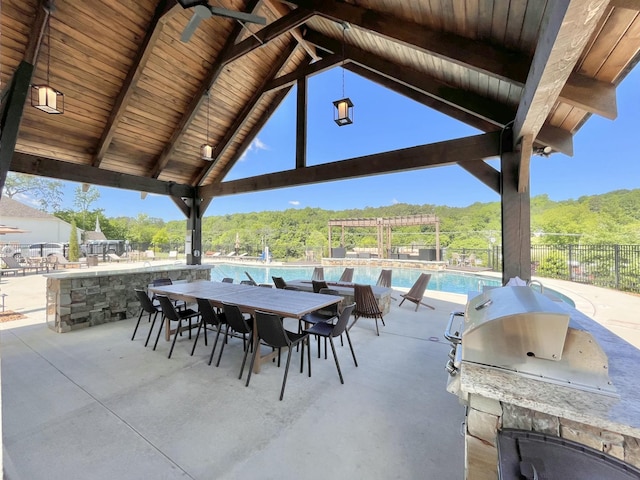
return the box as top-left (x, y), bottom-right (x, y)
top-left (333, 22), bottom-right (353, 126)
top-left (200, 91), bottom-right (214, 161)
top-left (31, 7), bottom-right (64, 114)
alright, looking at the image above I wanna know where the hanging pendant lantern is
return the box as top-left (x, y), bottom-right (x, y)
top-left (31, 9), bottom-right (64, 114)
top-left (200, 91), bottom-right (214, 161)
top-left (332, 22), bottom-right (353, 126)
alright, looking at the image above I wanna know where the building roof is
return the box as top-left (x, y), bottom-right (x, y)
top-left (2, 1), bottom-right (639, 203)
top-left (0, 196), bottom-right (52, 219)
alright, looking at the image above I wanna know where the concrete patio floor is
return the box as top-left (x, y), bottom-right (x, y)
top-left (0, 266), bottom-right (468, 480)
top-left (2, 262), bottom-right (640, 479)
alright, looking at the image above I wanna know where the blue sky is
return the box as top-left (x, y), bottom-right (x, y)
top-left (56, 65), bottom-right (640, 221)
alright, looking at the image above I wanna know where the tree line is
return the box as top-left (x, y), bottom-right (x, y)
top-left (4, 173), bottom-right (640, 261)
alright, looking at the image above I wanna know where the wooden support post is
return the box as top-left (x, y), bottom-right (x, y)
top-left (186, 194), bottom-right (202, 265)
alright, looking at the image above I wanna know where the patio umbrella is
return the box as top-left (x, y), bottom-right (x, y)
top-left (0, 225), bottom-right (29, 235)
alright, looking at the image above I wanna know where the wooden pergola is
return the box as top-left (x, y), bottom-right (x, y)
top-left (328, 215), bottom-right (440, 260)
top-left (2, 1), bottom-right (639, 283)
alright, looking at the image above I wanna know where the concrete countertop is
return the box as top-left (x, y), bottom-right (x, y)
top-left (458, 304), bottom-right (640, 438)
top-left (43, 263), bottom-right (214, 280)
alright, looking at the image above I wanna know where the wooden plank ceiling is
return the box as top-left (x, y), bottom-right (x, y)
top-left (1, 0), bottom-right (639, 212)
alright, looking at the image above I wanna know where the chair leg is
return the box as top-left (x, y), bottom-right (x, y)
top-left (131, 310), bottom-right (144, 341)
top-left (168, 321), bottom-right (182, 359)
top-left (380, 314), bottom-right (386, 326)
top-left (153, 314), bottom-right (165, 350)
top-left (399, 298), bottom-right (406, 307)
top-left (374, 317), bottom-right (380, 336)
top-left (279, 347), bottom-right (293, 400)
top-left (245, 341), bottom-right (260, 387)
top-left (238, 335), bottom-right (252, 380)
top-left (144, 312), bottom-right (159, 347)
top-left (214, 324), bottom-right (231, 366)
top-left (345, 330), bottom-right (358, 367)
top-left (328, 337), bottom-right (344, 384)
top-left (190, 319), bottom-right (204, 356)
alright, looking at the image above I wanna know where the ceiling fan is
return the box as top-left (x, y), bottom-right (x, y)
top-left (178, 0), bottom-right (267, 43)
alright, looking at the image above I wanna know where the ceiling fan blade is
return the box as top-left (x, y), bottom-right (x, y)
top-left (180, 5), bottom-right (212, 42)
top-left (208, 6), bottom-right (266, 25)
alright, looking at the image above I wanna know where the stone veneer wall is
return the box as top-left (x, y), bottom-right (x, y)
top-left (46, 267), bottom-right (211, 333)
top-left (464, 394), bottom-right (640, 480)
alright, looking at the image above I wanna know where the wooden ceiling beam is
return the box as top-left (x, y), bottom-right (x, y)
top-left (610, 0), bottom-right (640, 10)
top-left (11, 153), bottom-right (194, 198)
top-left (265, 53), bottom-right (343, 91)
top-left (151, 4), bottom-right (312, 179)
top-left (193, 42), bottom-right (299, 185)
top-left (293, 0), bottom-right (616, 120)
top-left (201, 132), bottom-right (502, 197)
top-left (208, 86), bottom-right (293, 188)
top-left (263, 0), bottom-right (320, 60)
top-left (92, 0), bottom-right (181, 167)
top-left (513, 0), bottom-right (608, 190)
top-left (306, 31), bottom-right (573, 156)
top-left (23, 0), bottom-right (51, 65)
top-left (457, 160), bottom-right (501, 194)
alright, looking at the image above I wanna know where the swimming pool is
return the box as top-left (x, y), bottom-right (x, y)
top-left (209, 263), bottom-right (502, 295)
top-left (208, 263), bottom-right (575, 306)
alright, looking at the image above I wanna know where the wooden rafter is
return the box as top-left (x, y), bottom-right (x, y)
top-left (23, 0), bottom-right (51, 65)
top-left (92, 0), bottom-right (181, 167)
top-left (513, 0), bottom-right (609, 190)
top-left (151, 5), bottom-right (313, 179)
top-left (292, 0), bottom-right (617, 120)
top-left (263, 0), bottom-right (319, 60)
top-left (201, 132), bottom-right (502, 197)
top-left (193, 42), bottom-right (300, 185)
top-left (265, 53), bottom-right (343, 91)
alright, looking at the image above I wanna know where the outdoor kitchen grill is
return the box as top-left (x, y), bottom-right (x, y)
top-left (444, 286), bottom-right (616, 396)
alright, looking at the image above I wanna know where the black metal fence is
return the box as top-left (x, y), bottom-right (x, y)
top-left (447, 244), bottom-right (640, 294)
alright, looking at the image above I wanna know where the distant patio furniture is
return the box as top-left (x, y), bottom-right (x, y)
top-left (399, 273), bottom-right (435, 311)
top-left (351, 284), bottom-right (386, 336)
top-left (52, 254), bottom-right (87, 269)
top-left (26, 257), bottom-right (49, 273)
top-left (272, 276), bottom-right (287, 289)
top-left (1, 255), bottom-right (40, 275)
top-left (145, 250), bottom-right (156, 260)
top-left (376, 269), bottom-right (397, 301)
top-left (312, 267), bottom-right (324, 281)
top-left (222, 277), bottom-right (234, 283)
top-left (338, 267), bottom-right (354, 283)
top-left (311, 280), bottom-right (328, 293)
top-left (108, 253), bottom-right (124, 262)
top-left (244, 271), bottom-right (260, 286)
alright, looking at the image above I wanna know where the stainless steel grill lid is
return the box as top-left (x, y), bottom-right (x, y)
top-left (456, 286), bottom-right (615, 395)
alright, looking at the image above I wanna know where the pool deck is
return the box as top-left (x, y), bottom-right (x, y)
top-left (1, 260), bottom-right (639, 479)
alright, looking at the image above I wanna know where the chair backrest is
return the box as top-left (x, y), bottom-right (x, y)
top-left (318, 288), bottom-right (340, 315)
top-left (406, 273), bottom-right (431, 300)
top-left (196, 298), bottom-right (223, 326)
top-left (376, 269), bottom-right (392, 288)
top-left (240, 280), bottom-right (253, 285)
top-left (222, 303), bottom-right (252, 334)
top-left (155, 294), bottom-right (180, 321)
top-left (312, 280), bottom-right (328, 293)
top-left (135, 288), bottom-right (158, 314)
top-left (54, 254), bottom-right (68, 264)
top-left (221, 277), bottom-right (234, 283)
top-left (1, 256), bottom-right (20, 268)
top-left (244, 271), bottom-right (258, 286)
top-left (254, 310), bottom-right (290, 348)
top-left (354, 284), bottom-right (382, 317)
top-left (272, 276), bottom-right (287, 289)
top-left (311, 267), bottom-right (324, 281)
top-left (339, 267), bottom-right (354, 283)
top-left (331, 303), bottom-right (355, 337)
top-left (152, 278), bottom-right (172, 287)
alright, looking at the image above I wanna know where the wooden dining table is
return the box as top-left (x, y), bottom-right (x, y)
top-left (148, 280), bottom-right (342, 372)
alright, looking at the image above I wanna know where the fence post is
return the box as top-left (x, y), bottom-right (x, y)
top-left (614, 244), bottom-right (620, 290)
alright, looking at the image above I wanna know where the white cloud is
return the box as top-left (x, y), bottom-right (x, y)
top-left (239, 137), bottom-right (269, 161)
top-left (289, 200), bottom-right (300, 206)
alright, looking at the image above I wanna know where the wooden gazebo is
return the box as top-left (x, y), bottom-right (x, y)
top-left (2, 0), bottom-right (639, 283)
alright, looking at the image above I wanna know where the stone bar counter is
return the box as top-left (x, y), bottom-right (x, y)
top-left (448, 305), bottom-right (640, 479)
top-left (44, 264), bottom-right (213, 333)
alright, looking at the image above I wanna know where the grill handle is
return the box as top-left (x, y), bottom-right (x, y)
top-left (444, 311), bottom-right (465, 344)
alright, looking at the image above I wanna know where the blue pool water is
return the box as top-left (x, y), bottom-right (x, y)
top-left (209, 263), bottom-right (502, 295)
top-left (209, 263), bottom-right (575, 306)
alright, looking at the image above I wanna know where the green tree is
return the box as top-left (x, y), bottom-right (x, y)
top-left (3, 172), bottom-right (64, 212)
top-left (68, 220), bottom-right (80, 261)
